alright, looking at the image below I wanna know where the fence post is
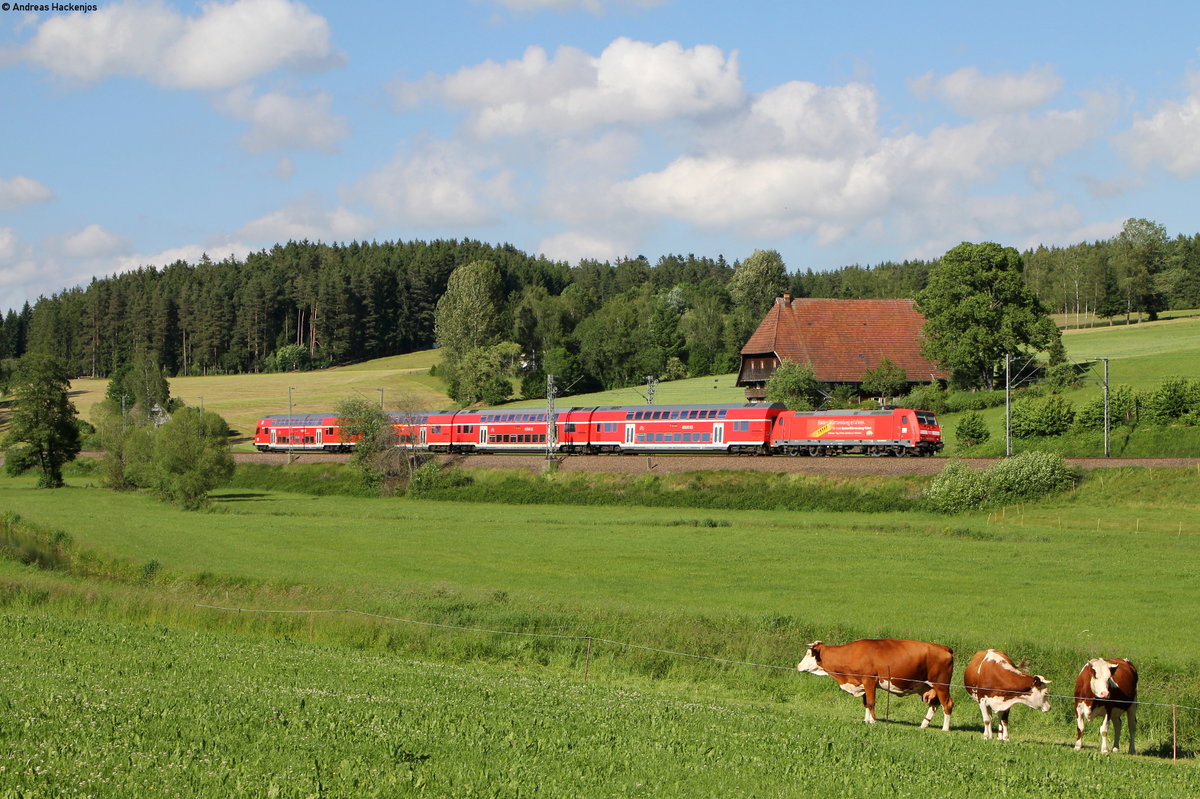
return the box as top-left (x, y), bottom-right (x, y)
top-left (583, 636), bottom-right (593, 682)
top-left (1173, 704), bottom-right (1177, 763)
top-left (885, 667), bottom-right (891, 722)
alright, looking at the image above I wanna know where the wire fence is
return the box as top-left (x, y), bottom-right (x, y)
top-left (197, 603), bottom-right (1197, 761)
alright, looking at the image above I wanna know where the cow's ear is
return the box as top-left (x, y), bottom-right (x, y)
top-left (1035, 676), bottom-right (1050, 687)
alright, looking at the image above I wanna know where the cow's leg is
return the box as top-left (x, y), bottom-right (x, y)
top-left (916, 691), bottom-right (936, 729)
top-left (1110, 710), bottom-right (1123, 754)
top-left (932, 684), bottom-right (953, 731)
top-left (978, 701), bottom-right (993, 740)
top-left (997, 708), bottom-right (1011, 742)
top-left (1074, 704), bottom-right (1087, 751)
top-left (1126, 707), bottom-right (1137, 754)
top-left (861, 678), bottom-right (878, 723)
top-left (1099, 710), bottom-right (1111, 754)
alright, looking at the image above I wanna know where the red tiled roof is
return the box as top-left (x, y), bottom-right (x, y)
top-left (739, 297), bottom-right (949, 383)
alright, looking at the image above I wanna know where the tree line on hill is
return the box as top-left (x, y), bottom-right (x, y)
top-left (0, 218), bottom-right (1197, 402)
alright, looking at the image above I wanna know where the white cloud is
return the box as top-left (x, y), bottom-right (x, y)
top-left (0, 175), bottom-right (54, 211)
top-left (13, 0), bottom-right (339, 89)
top-left (111, 242), bottom-right (256, 274)
top-left (0, 228), bottom-right (17, 261)
top-left (537, 231), bottom-right (629, 264)
top-left (539, 131), bottom-right (641, 226)
top-left (616, 98), bottom-right (1109, 242)
top-left (1118, 75), bottom-right (1200, 176)
top-left (237, 200), bottom-right (373, 242)
top-left (218, 87), bottom-right (350, 152)
top-left (739, 81), bottom-right (879, 158)
top-left (61, 224), bottom-right (129, 258)
top-left (910, 65), bottom-right (1063, 117)
top-left (16, 1), bottom-right (182, 84)
top-left (350, 142), bottom-right (515, 227)
top-left (399, 38), bottom-right (744, 137)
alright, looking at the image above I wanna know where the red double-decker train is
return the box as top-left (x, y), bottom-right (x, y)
top-left (253, 404), bottom-right (943, 457)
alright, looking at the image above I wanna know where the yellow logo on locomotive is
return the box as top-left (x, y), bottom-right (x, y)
top-left (812, 422), bottom-right (833, 437)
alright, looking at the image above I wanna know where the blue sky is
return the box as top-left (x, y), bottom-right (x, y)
top-left (3, 0), bottom-right (1200, 312)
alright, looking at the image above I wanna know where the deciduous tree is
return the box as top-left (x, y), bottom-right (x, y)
top-left (917, 242), bottom-right (1059, 390)
top-left (334, 394), bottom-right (402, 489)
top-left (3, 354), bottom-right (81, 487)
top-left (861, 357), bottom-right (908, 405)
top-left (765, 360), bottom-right (825, 410)
top-left (146, 407), bottom-right (235, 509)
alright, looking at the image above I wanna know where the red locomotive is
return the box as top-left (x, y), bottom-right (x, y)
top-left (254, 404), bottom-right (942, 457)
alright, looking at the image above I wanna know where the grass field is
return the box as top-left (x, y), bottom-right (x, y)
top-left (2, 462), bottom-right (1200, 794)
top-left (3, 608), bottom-right (1198, 798)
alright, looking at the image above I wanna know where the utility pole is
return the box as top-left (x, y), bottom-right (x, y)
top-left (1004, 354), bottom-right (1012, 458)
top-left (1094, 357), bottom-right (1111, 458)
top-left (646, 375), bottom-right (657, 405)
top-left (377, 388), bottom-right (385, 410)
top-left (287, 386), bottom-right (295, 465)
top-left (545, 374), bottom-right (558, 460)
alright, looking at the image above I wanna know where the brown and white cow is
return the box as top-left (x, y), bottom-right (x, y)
top-left (1074, 657), bottom-right (1138, 754)
top-left (797, 638), bottom-right (954, 730)
top-left (963, 649), bottom-right (1051, 741)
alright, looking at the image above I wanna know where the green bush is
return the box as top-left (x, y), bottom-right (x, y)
top-left (897, 384), bottom-right (948, 415)
top-left (954, 412), bottom-right (990, 448)
top-left (1011, 394), bottom-right (1076, 438)
top-left (406, 460), bottom-right (474, 496)
top-left (987, 451), bottom-right (1079, 503)
top-left (924, 452), bottom-right (1078, 513)
top-left (1143, 377), bottom-right (1200, 424)
top-left (922, 462), bottom-right (991, 514)
top-left (1074, 385), bottom-right (1140, 430)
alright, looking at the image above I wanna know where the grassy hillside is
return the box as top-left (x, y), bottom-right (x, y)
top-left (65, 350), bottom-right (448, 446)
top-left (31, 313), bottom-right (1200, 453)
top-left (934, 315), bottom-right (1200, 455)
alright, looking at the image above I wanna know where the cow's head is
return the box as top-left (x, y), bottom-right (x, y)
top-left (1086, 658), bottom-right (1119, 698)
top-left (1029, 675), bottom-right (1052, 712)
top-left (797, 641), bottom-right (827, 676)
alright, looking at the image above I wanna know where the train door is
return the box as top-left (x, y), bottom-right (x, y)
top-left (714, 423), bottom-right (725, 446)
top-left (420, 426), bottom-right (427, 446)
top-left (479, 426), bottom-right (488, 446)
top-left (270, 428), bottom-right (278, 447)
top-left (624, 424), bottom-right (636, 446)
top-left (315, 428), bottom-right (323, 447)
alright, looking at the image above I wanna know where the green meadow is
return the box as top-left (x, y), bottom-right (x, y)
top-left (932, 315), bottom-right (1200, 456)
top-left (2, 609), bottom-right (1197, 799)
top-left (2, 458), bottom-right (1200, 795)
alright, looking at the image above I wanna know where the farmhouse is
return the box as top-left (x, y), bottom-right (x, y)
top-left (737, 295), bottom-right (949, 401)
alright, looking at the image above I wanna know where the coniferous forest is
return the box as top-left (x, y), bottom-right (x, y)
top-left (1, 220), bottom-right (1198, 399)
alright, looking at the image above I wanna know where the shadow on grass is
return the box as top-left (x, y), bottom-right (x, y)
top-left (212, 492), bottom-right (271, 502)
